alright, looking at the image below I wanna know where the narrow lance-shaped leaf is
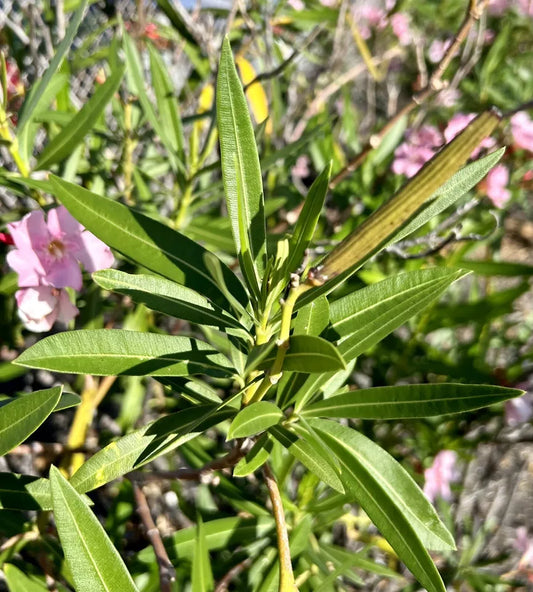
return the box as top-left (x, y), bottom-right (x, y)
top-left (50, 466), bottom-right (138, 592)
top-left (310, 419), bottom-right (449, 592)
top-left (3, 563), bottom-right (50, 592)
top-left (269, 425), bottom-right (344, 493)
top-left (302, 383), bottom-right (525, 419)
top-left (36, 63), bottom-right (126, 170)
top-left (294, 268), bottom-right (467, 413)
top-left (14, 330), bottom-right (233, 377)
top-left (389, 147), bottom-right (505, 245)
top-left (0, 387), bottom-right (62, 456)
top-left (148, 43), bottom-right (185, 165)
top-left (328, 268), bottom-right (469, 359)
top-left (286, 162), bottom-right (332, 275)
top-left (293, 295), bottom-right (329, 336)
top-left (93, 269), bottom-right (247, 331)
top-left (217, 37), bottom-right (267, 293)
top-left (233, 432), bottom-right (273, 477)
top-left (136, 516), bottom-right (275, 563)
top-left (192, 515), bottom-right (215, 592)
top-left (123, 32), bottom-right (185, 175)
top-left (299, 109), bottom-right (501, 306)
top-left (227, 401), bottom-right (284, 440)
top-left (48, 175), bottom-right (248, 310)
top-left (17, 0), bottom-right (88, 131)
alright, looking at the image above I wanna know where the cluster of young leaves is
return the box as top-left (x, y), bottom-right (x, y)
top-left (0, 25), bottom-right (527, 591)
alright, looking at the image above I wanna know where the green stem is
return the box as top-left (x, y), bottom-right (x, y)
top-left (263, 463), bottom-right (298, 592)
top-left (246, 278), bottom-right (303, 405)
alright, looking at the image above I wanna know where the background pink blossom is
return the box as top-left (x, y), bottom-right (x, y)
top-left (392, 125), bottom-right (443, 177)
top-left (511, 111), bottom-right (533, 152)
top-left (483, 164), bottom-right (511, 208)
top-left (423, 450), bottom-right (459, 503)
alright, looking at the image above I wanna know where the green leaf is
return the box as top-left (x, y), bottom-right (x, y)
top-left (327, 267), bottom-right (468, 360)
top-left (293, 296), bottom-right (330, 336)
top-left (217, 37), bottom-right (266, 293)
top-left (148, 43), bottom-right (185, 166)
top-left (123, 32), bottom-right (184, 174)
top-left (36, 63), bottom-right (125, 170)
top-left (258, 335), bottom-right (346, 373)
top-left (233, 433), bottom-right (273, 477)
top-left (15, 330), bottom-right (233, 377)
top-left (228, 402), bottom-right (284, 439)
top-left (55, 391), bottom-right (82, 412)
top-left (299, 110), bottom-right (501, 305)
top-left (93, 269), bottom-right (246, 331)
top-left (269, 425), bottom-right (344, 493)
top-left (136, 516), bottom-right (275, 563)
top-left (452, 259), bottom-right (533, 276)
top-left (17, 0), bottom-right (87, 131)
top-left (0, 474), bottom-right (53, 511)
top-left (0, 387), bottom-right (62, 456)
top-left (192, 515), bottom-right (214, 592)
top-left (50, 466), bottom-right (138, 592)
top-left (70, 405), bottom-right (232, 492)
top-left (17, 74), bottom-right (69, 163)
top-left (48, 175), bottom-right (248, 310)
top-left (310, 419), bottom-right (450, 592)
top-left (3, 564), bottom-right (49, 592)
top-left (286, 162), bottom-right (331, 274)
top-left (302, 383), bottom-right (525, 419)
top-left (0, 473), bottom-right (92, 511)
top-left (390, 148), bottom-right (505, 244)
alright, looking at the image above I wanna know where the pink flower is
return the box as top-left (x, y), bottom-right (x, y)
top-left (423, 450), bottom-right (458, 503)
top-left (392, 125), bottom-right (443, 177)
top-left (505, 390), bottom-right (533, 426)
top-left (288, 0), bottom-right (305, 9)
top-left (428, 39), bottom-right (452, 63)
top-left (518, 0), bottom-right (533, 16)
top-left (444, 113), bottom-right (496, 157)
top-left (514, 527), bottom-right (533, 569)
top-left (390, 13), bottom-right (411, 46)
top-left (434, 87), bottom-right (461, 108)
top-left (16, 287), bottom-right (79, 332)
top-left (7, 206), bottom-right (114, 290)
top-left (291, 155), bottom-right (310, 179)
top-left (488, 0), bottom-right (510, 15)
top-left (353, 6), bottom-right (388, 39)
top-left (483, 164), bottom-right (511, 208)
top-left (511, 111), bottom-right (533, 152)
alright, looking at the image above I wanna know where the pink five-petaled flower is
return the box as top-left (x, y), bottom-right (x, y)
top-left (511, 111), bottom-right (533, 152)
top-left (483, 164), bottom-right (511, 208)
top-left (15, 287), bottom-right (79, 333)
top-left (392, 125), bottom-right (443, 178)
top-left (423, 450), bottom-right (459, 503)
top-left (7, 206), bottom-right (114, 291)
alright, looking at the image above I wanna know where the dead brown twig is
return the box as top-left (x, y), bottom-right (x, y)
top-left (132, 481), bottom-right (176, 592)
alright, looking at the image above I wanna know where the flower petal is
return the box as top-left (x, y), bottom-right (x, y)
top-left (74, 231), bottom-right (114, 272)
top-left (46, 255), bottom-right (83, 290)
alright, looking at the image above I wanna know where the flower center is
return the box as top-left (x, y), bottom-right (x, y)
top-left (47, 239), bottom-right (65, 259)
